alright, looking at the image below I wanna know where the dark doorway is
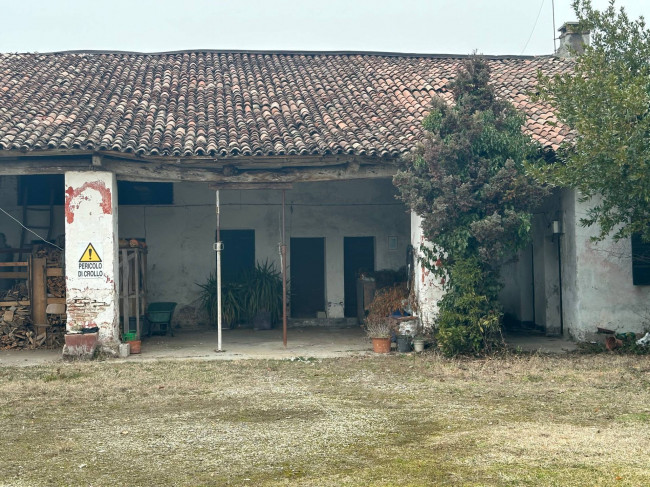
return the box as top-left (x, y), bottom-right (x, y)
top-left (344, 237), bottom-right (375, 317)
top-left (218, 230), bottom-right (255, 281)
top-left (290, 237), bottom-right (325, 318)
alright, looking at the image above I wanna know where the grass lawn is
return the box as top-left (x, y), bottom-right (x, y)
top-left (1, 353), bottom-right (649, 486)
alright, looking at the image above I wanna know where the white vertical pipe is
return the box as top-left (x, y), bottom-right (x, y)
top-left (216, 190), bottom-right (222, 351)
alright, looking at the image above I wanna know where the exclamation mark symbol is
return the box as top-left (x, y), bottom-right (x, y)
top-left (89, 248), bottom-right (93, 260)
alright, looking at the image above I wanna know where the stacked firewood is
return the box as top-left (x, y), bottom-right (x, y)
top-left (33, 244), bottom-right (63, 268)
top-left (2, 281), bottom-right (28, 302)
top-left (0, 312), bottom-right (65, 350)
top-left (35, 244), bottom-right (67, 299)
top-left (47, 277), bottom-right (65, 298)
top-left (0, 320), bottom-right (65, 350)
top-left (0, 282), bottom-right (65, 350)
top-left (0, 310), bottom-right (41, 349)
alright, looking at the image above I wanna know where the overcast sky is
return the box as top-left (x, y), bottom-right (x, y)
top-left (0, 0), bottom-right (648, 56)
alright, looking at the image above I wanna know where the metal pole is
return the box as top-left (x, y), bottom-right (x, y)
top-left (557, 233), bottom-right (564, 336)
top-left (552, 0), bottom-right (557, 53)
top-left (281, 189), bottom-right (287, 348)
top-left (216, 190), bottom-right (222, 352)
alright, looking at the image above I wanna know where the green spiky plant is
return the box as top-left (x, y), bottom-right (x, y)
top-left (198, 275), bottom-right (246, 328)
top-left (245, 260), bottom-right (284, 325)
top-left (198, 260), bottom-right (285, 328)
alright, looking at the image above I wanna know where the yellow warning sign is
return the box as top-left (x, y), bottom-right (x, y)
top-left (79, 243), bottom-right (102, 263)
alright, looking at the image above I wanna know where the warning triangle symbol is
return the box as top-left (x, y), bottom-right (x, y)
top-left (79, 243), bottom-right (102, 262)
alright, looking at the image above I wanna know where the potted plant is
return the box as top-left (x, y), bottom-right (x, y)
top-left (364, 313), bottom-right (393, 353)
top-left (364, 285), bottom-right (408, 353)
top-left (198, 274), bottom-right (246, 328)
top-left (396, 333), bottom-right (412, 353)
top-left (412, 330), bottom-right (426, 353)
top-left (246, 260), bottom-right (283, 330)
top-left (198, 260), bottom-right (284, 329)
top-left (406, 284), bottom-right (425, 352)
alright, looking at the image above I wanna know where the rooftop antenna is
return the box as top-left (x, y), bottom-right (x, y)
top-left (552, 0), bottom-right (557, 52)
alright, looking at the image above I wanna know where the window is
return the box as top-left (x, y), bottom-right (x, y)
top-left (18, 175), bottom-right (64, 205)
top-left (631, 233), bottom-right (650, 285)
top-left (18, 176), bottom-right (173, 206)
top-left (117, 181), bottom-right (173, 205)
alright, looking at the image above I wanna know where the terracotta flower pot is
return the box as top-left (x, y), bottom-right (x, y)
top-left (127, 340), bottom-right (141, 354)
top-left (371, 337), bottom-right (391, 354)
top-left (605, 336), bottom-right (622, 351)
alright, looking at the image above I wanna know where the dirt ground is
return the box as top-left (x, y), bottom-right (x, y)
top-left (0, 326), bottom-right (577, 367)
top-left (1, 352), bottom-right (648, 486)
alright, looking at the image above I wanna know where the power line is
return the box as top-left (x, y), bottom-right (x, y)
top-left (521, 0), bottom-right (546, 55)
top-left (0, 206), bottom-right (64, 251)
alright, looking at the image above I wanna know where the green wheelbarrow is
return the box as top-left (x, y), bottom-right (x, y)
top-left (146, 302), bottom-right (177, 337)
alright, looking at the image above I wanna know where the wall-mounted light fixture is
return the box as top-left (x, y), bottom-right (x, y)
top-left (552, 220), bottom-right (562, 235)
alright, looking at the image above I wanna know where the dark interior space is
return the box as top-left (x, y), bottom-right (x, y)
top-left (344, 236), bottom-right (375, 317)
top-left (290, 237), bottom-right (325, 318)
top-left (219, 229), bottom-right (255, 281)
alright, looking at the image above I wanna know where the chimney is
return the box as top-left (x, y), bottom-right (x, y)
top-left (556, 22), bottom-right (590, 58)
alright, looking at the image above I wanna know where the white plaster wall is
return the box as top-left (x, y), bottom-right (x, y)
top-left (118, 178), bottom-right (410, 319)
top-left (64, 171), bottom-right (119, 346)
top-left (568, 192), bottom-right (650, 340)
top-left (410, 212), bottom-right (444, 328)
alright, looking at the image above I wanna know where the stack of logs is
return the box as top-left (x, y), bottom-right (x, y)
top-left (0, 246), bottom-right (66, 350)
top-left (36, 245), bottom-right (66, 299)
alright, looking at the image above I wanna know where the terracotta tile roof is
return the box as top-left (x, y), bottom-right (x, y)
top-left (0, 51), bottom-right (572, 159)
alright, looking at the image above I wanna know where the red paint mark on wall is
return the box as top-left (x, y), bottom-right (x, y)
top-left (65, 181), bottom-right (112, 224)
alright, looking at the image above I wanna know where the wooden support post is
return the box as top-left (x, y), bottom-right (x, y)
top-left (121, 249), bottom-right (129, 336)
top-left (134, 250), bottom-right (140, 338)
top-left (31, 257), bottom-right (48, 336)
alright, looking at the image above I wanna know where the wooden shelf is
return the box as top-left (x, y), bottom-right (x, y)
top-left (46, 268), bottom-right (63, 277)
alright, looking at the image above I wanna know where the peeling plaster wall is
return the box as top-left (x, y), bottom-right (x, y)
top-left (119, 178), bottom-right (409, 320)
top-left (64, 172), bottom-right (119, 347)
top-left (502, 189), bottom-right (650, 340)
top-left (410, 212), bottom-right (444, 328)
top-left (568, 192), bottom-right (650, 340)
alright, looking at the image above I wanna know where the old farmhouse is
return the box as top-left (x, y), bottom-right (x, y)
top-left (1, 27), bottom-right (648, 355)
